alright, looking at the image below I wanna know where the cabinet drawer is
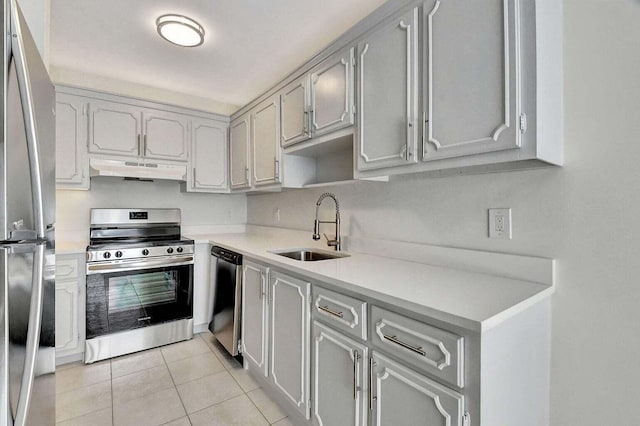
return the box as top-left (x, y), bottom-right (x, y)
top-left (313, 286), bottom-right (367, 341)
top-left (56, 257), bottom-right (79, 280)
top-left (370, 306), bottom-right (464, 388)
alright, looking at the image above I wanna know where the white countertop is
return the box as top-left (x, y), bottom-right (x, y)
top-left (185, 228), bottom-right (554, 332)
top-left (55, 240), bottom-right (88, 255)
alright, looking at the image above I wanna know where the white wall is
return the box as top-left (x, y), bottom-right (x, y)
top-left (17, 0), bottom-right (49, 66)
top-left (247, 1), bottom-right (640, 424)
top-left (57, 178), bottom-right (247, 241)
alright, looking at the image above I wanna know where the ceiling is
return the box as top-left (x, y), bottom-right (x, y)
top-left (50, 0), bottom-right (387, 109)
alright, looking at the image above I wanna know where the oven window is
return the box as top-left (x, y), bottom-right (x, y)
top-left (108, 271), bottom-right (178, 312)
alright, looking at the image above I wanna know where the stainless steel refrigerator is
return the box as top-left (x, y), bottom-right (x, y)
top-left (0, 0), bottom-right (56, 424)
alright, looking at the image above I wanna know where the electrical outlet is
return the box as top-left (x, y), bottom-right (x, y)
top-left (489, 208), bottom-right (512, 239)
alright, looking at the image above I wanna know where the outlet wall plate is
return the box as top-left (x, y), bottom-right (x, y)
top-left (489, 208), bottom-right (512, 239)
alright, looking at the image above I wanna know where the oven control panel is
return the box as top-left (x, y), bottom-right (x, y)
top-left (87, 243), bottom-right (195, 263)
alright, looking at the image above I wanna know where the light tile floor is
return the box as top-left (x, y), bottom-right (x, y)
top-left (56, 332), bottom-right (295, 426)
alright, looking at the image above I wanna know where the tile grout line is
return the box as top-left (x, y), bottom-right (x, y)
top-left (159, 345), bottom-right (190, 426)
top-left (110, 359), bottom-right (115, 426)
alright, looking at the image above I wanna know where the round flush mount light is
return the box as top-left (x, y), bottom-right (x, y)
top-left (156, 14), bottom-right (205, 47)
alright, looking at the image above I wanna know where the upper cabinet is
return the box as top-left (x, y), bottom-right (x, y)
top-left (142, 110), bottom-right (188, 161)
top-left (230, 113), bottom-right (251, 190)
top-left (252, 95), bottom-right (281, 186)
top-left (357, 7), bottom-right (419, 171)
top-left (89, 99), bottom-right (188, 162)
top-left (89, 99), bottom-right (142, 158)
top-left (422, 0), bottom-right (521, 161)
top-left (279, 47), bottom-right (355, 150)
top-left (55, 93), bottom-right (90, 190)
top-left (56, 86), bottom-right (230, 192)
top-left (310, 47), bottom-right (355, 138)
top-left (231, 0), bottom-right (562, 184)
top-left (281, 75), bottom-right (311, 147)
top-left (186, 118), bottom-right (228, 193)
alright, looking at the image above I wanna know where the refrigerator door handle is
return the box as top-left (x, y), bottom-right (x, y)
top-left (14, 243), bottom-right (45, 426)
top-left (10, 0), bottom-right (45, 239)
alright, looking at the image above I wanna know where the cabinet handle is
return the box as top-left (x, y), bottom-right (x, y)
top-left (422, 111), bottom-right (428, 157)
top-left (245, 167), bottom-right (250, 184)
top-left (353, 350), bottom-right (360, 400)
top-left (369, 357), bottom-right (376, 411)
top-left (143, 134), bottom-right (147, 155)
top-left (303, 110), bottom-right (309, 134)
top-left (259, 274), bottom-right (265, 299)
top-left (193, 168), bottom-right (196, 186)
top-left (318, 305), bottom-right (344, 318)
top-left (137, 134), bottom-right (141, 156)
top-left (274, 158), bottom-right (280, 181)
top-left (382, 334), bottom-right (427, 357)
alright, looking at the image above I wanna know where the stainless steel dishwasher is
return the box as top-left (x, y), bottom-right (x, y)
top-left (209, 246), bottom-right (243, 356)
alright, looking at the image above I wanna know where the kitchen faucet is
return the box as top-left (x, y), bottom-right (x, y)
top-left (313, 193), bottom-right (341, 251)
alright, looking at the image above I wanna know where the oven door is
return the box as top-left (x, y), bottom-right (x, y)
top-left (86, 258), bottom-right (193, 339)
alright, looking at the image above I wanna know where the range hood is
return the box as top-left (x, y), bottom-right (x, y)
top-left (89, 157), bottom-right (187, 181)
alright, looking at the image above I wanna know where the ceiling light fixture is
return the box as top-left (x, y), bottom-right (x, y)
top-left (156, 14), bottom-right (205, 47)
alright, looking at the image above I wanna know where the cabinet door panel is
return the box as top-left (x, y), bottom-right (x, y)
top-left (423, 0), bottom-right (520, 161)
top-left (56, 94), bottom-right (89, 188)
top-left (55, 279), bottom-right (79, 351)
top-left (358, 8), bottom-right (419, 171)
top-left (252, 97), bottom-right (280, 186)
top-left (372, 352), bottom-right (464, 426)
top-left (270, 271), bottom-right (310, 419)
top-left (242, 262), bottom-right (268, 376)
top-left (281, 75), bottom-right (311, 147)
top-left (230, 115), bottom-right (251, 189)
top-left (143, 111), bottom-right (188, 161)
top-left (190, 119), bottom-right (228, 191)
top-left (311, 48), bottom-right (355, 137)
top-left (89, 100), bottom-right (141, 157)
top-left (312, 322), bottom-right (367, 426)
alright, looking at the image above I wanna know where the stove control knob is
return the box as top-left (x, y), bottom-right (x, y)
top-left (167, 248), bottom-right (174, 254)
top-left (176, 247), bottom-right (184, 253)
top-left (103, 252), bottom-right (111, 259)
top-left (115, 251), bottom-right (123, 258)
top-left (142, 249), bottom-right (149, 256)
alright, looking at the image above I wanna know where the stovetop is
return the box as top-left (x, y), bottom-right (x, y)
top-left (86, 238), bottom-right (194, 263)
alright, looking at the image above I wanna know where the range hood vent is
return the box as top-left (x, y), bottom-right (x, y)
top-left (90, 158), bottom-right (187, 181)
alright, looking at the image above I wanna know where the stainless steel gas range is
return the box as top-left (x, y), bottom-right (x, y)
top-left (84, 208), bottom-right (194, 363)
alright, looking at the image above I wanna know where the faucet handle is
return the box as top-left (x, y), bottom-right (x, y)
top-left (323, 233), bottom-right (338, 246)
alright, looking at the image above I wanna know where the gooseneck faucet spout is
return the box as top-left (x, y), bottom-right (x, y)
top-left (313, 193), bottom-right (341, 251)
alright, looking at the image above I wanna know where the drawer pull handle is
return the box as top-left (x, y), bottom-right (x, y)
top-left (137, 316), bottom-right (151, 322)
top-left (318, 305), bottom-right (344, 318)
top-left (382, 334), bottom-right (426, 356)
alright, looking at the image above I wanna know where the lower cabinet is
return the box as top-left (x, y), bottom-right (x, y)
top-left (370, 352), bottom-right (465, 426)
top-left (55, 253), bottom-right (86, 363)
top-left (312, 321), bottom-right (367, 426)
top-left (241, 262), bottom-right (312, 419)
top-left (241, 261), bottom-right (269, 376)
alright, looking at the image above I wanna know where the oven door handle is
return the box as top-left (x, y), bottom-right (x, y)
top-left (86, 255), bottom-right (194, 274)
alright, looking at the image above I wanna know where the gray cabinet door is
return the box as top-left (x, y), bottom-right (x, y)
top-left (312, 321), bottom-right (367, 426)
top-left (311, 47), bottom-right (355, 137)
top-left (189, 118), bottom-right (228, 192)
top-left (55, 93), bottom-right (89, 189)
top-left (281, 75), bottom-right (311, 147)
top-left (242, 261), bottom-right (269, 377)
top-left (252, 96), bottom-right (281, 186)
top-left (142, 110), bottom-right (188, 161)
top-left (357, 7), bottom-right (419, 171)
top-left (269, 271), bottom-right (310, 419)
top-left (422, 0), bottom-right (521, 161)
top-left (89, 99), bottom-right (142, 157)
top-left (371, 352), bottom-right (465, 426)
top-left (230, 113), bottom-right (251, 189)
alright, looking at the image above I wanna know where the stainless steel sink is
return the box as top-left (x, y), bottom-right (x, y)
top-left (270, 248), bottom-right (350, 262)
